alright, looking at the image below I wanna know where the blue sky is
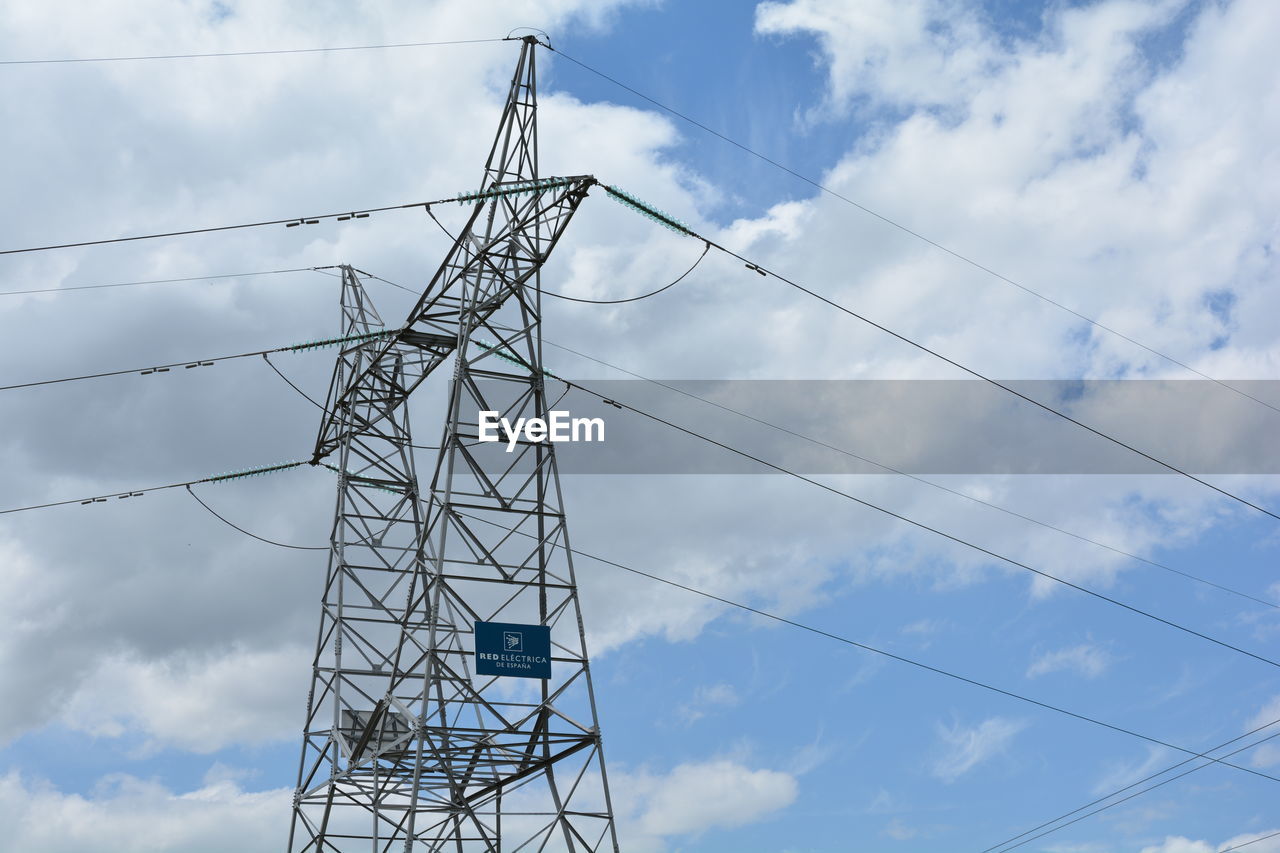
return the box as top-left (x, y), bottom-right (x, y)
top-left (0, 1), bottom-right (1278, 851)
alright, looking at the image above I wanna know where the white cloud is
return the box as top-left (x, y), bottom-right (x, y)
top-left (1091, 745), bottom-right (1174, 796)
top-left (883, 816), bottom-right (918, 840)
top-left (932, 717), bottom-right (1026, 782)
top-left (1027, 642), bottom-right (1113, 679)
top-left (0, 772), bottom-right (289, 853)
top-left (901, 618), bottom-right (945, 636)
top-left (1140, 841), bottom-right (1213, 853)
top-left (1141, 832), bottom-right (1280, 853)
top-left (676, 681), bottom-right (741, 724)
top-left (0, 758), bottom-right (796, 853)
top-left (617, 758), bottom-right (798, 841)
top-left (1247, 694), bottom-right (1280, 731)
top-left (1251, 743), bottom-right (1280, 769)
top-left (60, 644), bottom-right (310, 753)
top-left (1246, 694), bottom-right (1280, 768)
top-left (756, 0), bottom-right (1007, 111)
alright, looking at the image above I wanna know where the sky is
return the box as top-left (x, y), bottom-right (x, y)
top-left (0, 0), bottom-right (1278, 851)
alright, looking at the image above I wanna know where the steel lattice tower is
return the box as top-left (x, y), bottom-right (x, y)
top-left (290, 37), bottom-right (620, 852)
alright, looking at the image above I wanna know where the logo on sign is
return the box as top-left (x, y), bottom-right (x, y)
top-left (474, 621), bottom-right (551, 680)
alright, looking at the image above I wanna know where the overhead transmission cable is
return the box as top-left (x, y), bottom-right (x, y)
top-left (1219, 831), bottom-right (1280, 853)
top-left (451, 508), bottom-right (1280, 787)
top-left (0, 327), bottom-right (395, 393)
top-left (261, 352), bottom-right (326, 410)
top-left (541, 241), bottom-right (710, 304)
top-left (530, 334), bottom-right (1278, 611)
top-left (599, 183), bottom-right (1280, 525)
top-left (0, 196), bottom-right (461, 256)
top-left (546, 45), bottom-right (1280, 419)
top-left (419, 201), bottom-right (710, 303)
top-left (0, 174), bottom-right (581, 258)
top-left (253, 338), bottom-right (438, 447)
top-left (0, 37), bottom-right (506, 66)
top-left (185, 484), bottom-right (327, 551)
top-left (0, 460), bottom-right (306, 516)
top-left (558, 377), bottom-right (1280, 671)
top-left (0, 266), bottom-right (323, 297)
top-left (983, 719), bottom-right (1280, 852)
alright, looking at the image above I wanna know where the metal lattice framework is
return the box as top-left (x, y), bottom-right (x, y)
top-left (289, 37), bottom-right (620, 852)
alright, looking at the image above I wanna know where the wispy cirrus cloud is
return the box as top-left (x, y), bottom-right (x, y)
top-left (931, 717), bottom-right (1026, 783)
top-left (1027, 642), bottom-right (1113, 679)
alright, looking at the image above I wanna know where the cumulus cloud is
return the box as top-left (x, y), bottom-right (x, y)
top-left (0, 771), bottom-right (289, 853)
top-left (1141, 832), bottom-right (1280, 853)
top-left (756, 0), bottom-right (1008, 110)
top-left (60, 644), bottom-right (310, 753)
top-left (619, 758), bottom-right (799, 840)
top-left (932, 717), bottom-right (1026, 783)
top-left (0, 757), bottom-right (797, 853)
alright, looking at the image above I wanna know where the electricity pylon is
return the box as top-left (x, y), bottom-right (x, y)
top-left (290, 37), bottom-right (620, 851)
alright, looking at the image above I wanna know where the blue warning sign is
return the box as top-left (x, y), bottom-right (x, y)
top-left (474, 621), bottom-right (552, 679)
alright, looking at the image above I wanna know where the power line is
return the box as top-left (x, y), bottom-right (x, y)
top-left (351, 267), bottom-right (418, 295)
top-left (548, 46), bottom-right (1280, 419)
top-left (542, 241), bottom-right (710, 304)
top-left (0, 460), bottom-right (306, 516)
top-left (0, 37), bottom-right (507, 66)
top-left (185, 484), bottom-right (327, 551)
top-left (716, 244), bottom-right (1280, 524)
top-left (597, 184), bottom-right (1280, 525)
top-left (561, 378), bottom-right (1280, 671)
top-left (259, 343), bottom-right (446, 449)
top-left (985, 720), bottom-right (1280, 852)
top-left (0, 266), bottom-right (322, 297)
top-left (0, 328), bottom-right (392, 393)
top-left (537, 336), bottom-right (1279, 611)
top-left (453, 508), bottom-right (1280, 787)
top-left (1221, 830), bottom-right (1280, 853)
top-left (1, 349), bottom-right (255, 392)
top-left (0, 197), bottom-right (457, 256)
top-left (261, 352), bottom-right (325, 410)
